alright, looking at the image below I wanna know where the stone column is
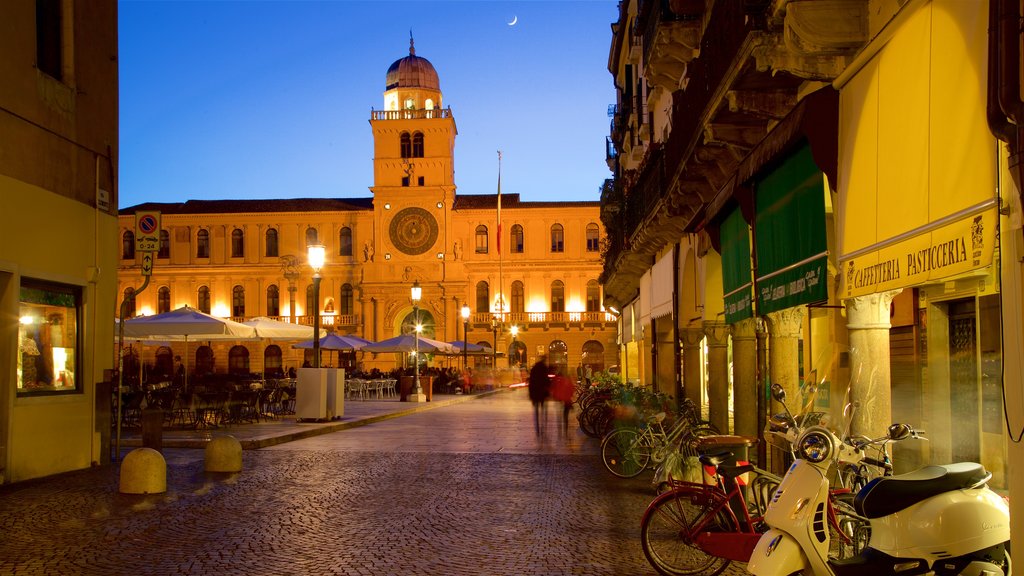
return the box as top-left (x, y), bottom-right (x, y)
top-left (732, 317), bottom-right (758, 438)
top-left (845, 290), bottom-right (900, 439)
top-left (680, 325), bottom-right (705, 410)
top-left (766, 307), bottom-right (805, 414)
top-left (704, 321), bottom-right (731, 433)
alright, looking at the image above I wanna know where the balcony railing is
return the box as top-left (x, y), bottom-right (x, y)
top-left (232, 314), bottom-right (361, 328)
top-left (469, 311), bottom-right (617, 329)
top-left (370, 108), bottom-right (453, 121)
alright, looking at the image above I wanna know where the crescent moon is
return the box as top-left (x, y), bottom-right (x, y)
top-left (508, 15), bottom-right (518, 26)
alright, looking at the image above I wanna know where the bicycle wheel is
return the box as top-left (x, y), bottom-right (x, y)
top-left (829, 491), bottom-right (868, 560)
top-left (601, 428), bottom-right (651, 478)
top-left (640, 488), bottom-right (734, 576)
top-left (579, 403), bottom-right (608, 438)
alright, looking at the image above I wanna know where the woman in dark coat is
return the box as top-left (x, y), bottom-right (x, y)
top-left (528, 355), bottom-right (551, 436)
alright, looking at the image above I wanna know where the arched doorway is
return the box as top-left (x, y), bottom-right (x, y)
top-left (581, 340), bottom-right (605, 375)
top-left (229, 345), bottom-right (250, 375)
top-left (399, 309), bottom-right (436, 370)
top-left (264, 344), bottom-right (283, 377)
top-left (548, 340), bottom-right (568, 373)
top-left (509, 340), bottom-right (526, 369)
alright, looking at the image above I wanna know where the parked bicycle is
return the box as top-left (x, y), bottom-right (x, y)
top-left (600, 405), bottom-right (718, 478)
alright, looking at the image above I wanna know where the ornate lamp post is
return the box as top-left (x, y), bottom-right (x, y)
top-left (509, 324), bottom-right (519, 369)
top-left (307, 244), bottom-right (325, 368)
top-left (411, 280), bottom-right (422, 396)
top-left (461, 305), bottom-right (470, 371)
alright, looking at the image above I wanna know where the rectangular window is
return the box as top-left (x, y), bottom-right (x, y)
top-left (19, 279), bottom-right (81, 395)
top-left (36, 0), bottom-right (62, 80)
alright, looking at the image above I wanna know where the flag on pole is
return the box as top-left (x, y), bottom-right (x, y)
top-left (496, 151), bottom-right (502, 254)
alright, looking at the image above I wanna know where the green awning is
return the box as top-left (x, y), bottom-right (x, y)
top-left (721, 205), bottom-right (753, 324)
top-left (754, 143), bottom-right (828, 315)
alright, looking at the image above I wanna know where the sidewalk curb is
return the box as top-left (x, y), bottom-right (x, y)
top-left (121, 387), bottom-right (513, 450)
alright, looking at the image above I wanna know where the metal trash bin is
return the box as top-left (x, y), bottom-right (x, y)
top-left (695, 435), bottom-right (759, 518)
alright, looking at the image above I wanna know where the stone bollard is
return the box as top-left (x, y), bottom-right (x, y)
top-left (119, 447), bottom-right (167, 494)
top-left (205, 435), bottom-right (242, 473)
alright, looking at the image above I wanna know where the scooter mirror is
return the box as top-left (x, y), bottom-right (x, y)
top-left (888, 423), bottom-right (912, 441)
top-left (770, 383), bottom-right (786, 402)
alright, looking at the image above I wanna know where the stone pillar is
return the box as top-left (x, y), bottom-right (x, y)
top-left (704, 321), bottom-right (730, 433)
top-left (766, 307), bottom-right (805, 414)
top-left (680, 325), bottom-right (705, 410)
top-left (732, 317), bottom-right (758, 438)
top-left (845, 291), bottom-right (900, 439)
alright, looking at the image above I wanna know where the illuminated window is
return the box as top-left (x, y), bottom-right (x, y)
top-left (265, 228), bottom-right (279, 257)
top-left (158, 286), bottom-right (171, 314)
top-left (18, 278), bottom-right (80, 395)
top-left (306, 284), bottom-right (315, 319)
top-left (122, 231), bottom-right (135, 260)
top-left (586, 280), bottom-right (601, 312)
top-left (511, 224), bottom-right (524, 253)
top-left (586, 223), bottom-right (600, 252)
top-left (196, 229), bottom-right (210, 258)
top-left (339, 227), bottom-right (353, 257)
top-left (197, 286), bottom-right (211, 314)
top-left (266, 285), bottom-right (280, 317)
top-left (340, 283), bottom-right (354, 315)
top-left (231, 229), bottom-right (244, 258)
top-left (305, 227), bottom-right (318, 246)
top-left (550, 224), bottom-right (564, 253)
top-left (232, 285), bottom-right (245, 317)
top-left (158, 230), bottom-right (171, 259)
top-left (550, 280), bottom-right (565, 312)
top-left (511, 281), bottom-right (524, 313)
top-left (475, 281), bottom-right (490, 312)
top-left (475, 225), bottom-right (489, 253)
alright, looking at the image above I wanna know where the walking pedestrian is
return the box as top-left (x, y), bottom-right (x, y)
top-left (550, 365), bottom-right (575, 436)
top-left (528, 355), bottom-right (551, 436)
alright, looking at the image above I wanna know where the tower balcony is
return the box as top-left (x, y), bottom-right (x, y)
top-left (371, 108), bottom-right (453, 121)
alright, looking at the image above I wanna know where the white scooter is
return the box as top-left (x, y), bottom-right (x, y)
top-left (748, 384), bottom-right (1011, 576)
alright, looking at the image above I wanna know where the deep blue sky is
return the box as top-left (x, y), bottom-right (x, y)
top-left (118, 0), bottom-right (619, 208)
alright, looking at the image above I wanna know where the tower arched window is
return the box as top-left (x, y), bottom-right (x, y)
top-left (550, 280), bottom-right (565, 312)
top-left (400, 132), bottom-right (412, 158)
top-left (158, 230), bottom-right (170, 259)
top-left (475, 225), bottom-right (489, 254)
top-left (586, 223), bottom-right (601, 252)
top-left (267, 284), bottom-right (280, 317)
top-left (122, 231), bottom-right (135, 260)
top-left (232, 285), bottom-right (245, 318)
top-left (197, 286), bottom-right (210, 314)
top-left (511, 281), bottom-right (524, 313)
top-left (339, 227), bottom-right (353, 257)
top-left (196, 229), bottom-right (210, 258)
top-left (265, 228), bottom-right (279, 257)
top-left (340, 284), bottom-right (354, 316)
top-left (586, 280), bottom-right (601, 312)
top-left (305, 227), bottom-right (318, 246)
top-left (475, 281), bottom-right (490, 313)
top-left (550, 224), bottom-right (564, 253)
top-left (231, 228), bottom-right (244, 258)
top-left (511, 224), bottom-right (524, 253)
top-left (158, 286), bottom-right (171, 314)
top-left (412, 132), bottom-right (424, 158)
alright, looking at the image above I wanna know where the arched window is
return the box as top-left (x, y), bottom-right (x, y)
top-left (475, 281), bottom-right (490, 313)
top-left (548, 340), bottom-right (568, 371)
top-left (122, 231), bottom-right (135, 260)
top-left (305, 227), bottom-right (318, 246)
top-left (550, 223), bottom-right (564, 253)
top-left (266, 285), bottom-right (280, 317)
top-left (581, 340), bottom-right (605, 372)
top-left (264, 345), bottom-right (283, 377)
top-left (509, 340), bottom-right (527, 369)
top-left (195, 345), bottom-right (214, 376)
top-left (511, 281), bottom-right (524, 313)
top-left (550, 280), bottom-right (565, 312)
top-left (197, 286), bottom-right (211, 314)
top-left (339, 227), bottom-right (353, 256)
top-left (340, 284), bottom-right (353, 315)
top-left (232, 285), bottom-right (245, 318)
top-left (306, 284), bottom-right (315, 319)
top-left (228, 345), bottom-right (250, 375)
top-left (586, 280), bottom-right (601, 312)
top-left (158, 286), bottom-right (171, 314)
top-left (231, 228), bottom-right (244, 258)
top-left (511, 224), bottom-right (524, 253)
top-left (400, 132), bottom-right (412, 158)
top-left (475, 225), bottom-right (489, 253)
top-left (122, 287), bottom-right (136, 317)
top-left (412, 132), bottom-right (424, 157)
top-left (265, 228), bottom-right (279, 257)
top-left (476, 340), bottom-right (494, 368)
top-left (158, 230), bottom-right (170, 259)
top-left (196, 229), bottom-right (210, 258)
top-left (586, 223), bottom-right (600, 252)
top-left (424, 98), bottom-right (434, 110)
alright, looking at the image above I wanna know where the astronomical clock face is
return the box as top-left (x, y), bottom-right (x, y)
top-left (389, 207), bottom-right (439, 255)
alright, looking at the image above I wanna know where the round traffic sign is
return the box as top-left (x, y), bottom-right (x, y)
top-left (138, 215), bottom-right (158, 234)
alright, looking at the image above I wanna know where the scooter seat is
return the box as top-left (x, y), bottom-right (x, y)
top-left (854, 462), bottom-right (990, 519)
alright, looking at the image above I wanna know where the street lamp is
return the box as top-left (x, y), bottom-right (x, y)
top-left (461, 305), bottom-right (470, 371)
top-left (490, 316), bottom-right (498, 368)
top-left (411, 280), bottom-right (422, 396)
top-left (307, 244), bottom-right (325, 368)
top-left (509, 324), bottom-right (519, 369)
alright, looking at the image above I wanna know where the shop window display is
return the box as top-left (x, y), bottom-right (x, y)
top-left (18, 279), bottom-right (80, 395)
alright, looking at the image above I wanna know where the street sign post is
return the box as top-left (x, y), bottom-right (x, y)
top-left (135, 211), bottom-right (161, 253)
top-left (141, 253), bottom-right (153, 276)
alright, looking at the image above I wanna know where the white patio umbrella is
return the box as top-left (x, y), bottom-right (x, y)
top-left (122, 306), bottom-right (258, 390)
top-left (242, 317), bottom-right (323, 340)
top-left (361, 333), bottom-right (457, 355)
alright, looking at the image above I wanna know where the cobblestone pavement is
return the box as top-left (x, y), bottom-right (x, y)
top-left (0, 389), bottom-right (749, 575)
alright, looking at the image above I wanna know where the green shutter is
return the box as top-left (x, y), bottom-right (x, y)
top-left (754, 144), bottom-right (828, 315)
top-left (721, 206), bottom-right (753, 324)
